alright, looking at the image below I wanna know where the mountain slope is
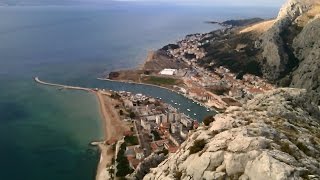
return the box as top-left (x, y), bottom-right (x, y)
top-left (144, 88), bottom-right (320, 179)
top-left (258, 0), bottom-right (320, 92)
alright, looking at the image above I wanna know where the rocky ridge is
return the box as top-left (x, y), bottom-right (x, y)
top-left (144, 88), bottom-right (320, 180)
top-left (258, 0), bottom-right (320, 93)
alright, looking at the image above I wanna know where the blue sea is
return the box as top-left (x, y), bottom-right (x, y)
top-left (0, 3), bottom-right (279, 180)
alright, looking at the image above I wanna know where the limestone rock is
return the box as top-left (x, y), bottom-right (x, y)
top-left (143, 89), bottom-right (320, 179)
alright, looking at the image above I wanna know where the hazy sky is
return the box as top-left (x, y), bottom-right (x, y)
top-left (0, 0), bottom-right (288, 7)
top-left (115, 0), bottom-right (287, 6)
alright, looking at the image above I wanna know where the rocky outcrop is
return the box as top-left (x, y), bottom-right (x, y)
top-left (131, 153), bottom-right (166, 180)
top-left (259, 0), bottom-right (313, 80)
top-left (290, 15), bottom-right (320, 93)
top-left (144, 89), bottom-right (320, 180)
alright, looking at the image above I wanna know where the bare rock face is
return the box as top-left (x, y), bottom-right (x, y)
top-left (291, 15), bottom-right (320, 92)
top-left (134, 153), bottom-right (166, 180)
top-left (143, 89), bottom-right (320, 180)
top-left (259, 0), bottom-right (312, 80)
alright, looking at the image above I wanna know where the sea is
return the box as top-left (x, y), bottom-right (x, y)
top-left (0, 3), bottom-right (279, 180)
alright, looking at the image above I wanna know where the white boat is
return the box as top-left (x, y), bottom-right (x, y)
top-left (187, 109), bottom-right (191, 112)
top-left (192, 102), bottom-right (195, 104)
top-left (175, 103), bottom-right (178, 105)
top-left (178, 104), bottom-right (181, 106)
top-left (171, 100), bottom-right (174, 102)
top-left (194, 113), bottom-right (197, 116)
top-left (207, 109), bottom-right (210, 112)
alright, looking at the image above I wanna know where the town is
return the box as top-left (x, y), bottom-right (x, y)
top-left (104, 90), bottom-right (199, 178)
top-left (157, 32), bottom-right (275, 111)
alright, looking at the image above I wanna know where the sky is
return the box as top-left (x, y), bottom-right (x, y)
top-left (0, 0), bottom-right (287, 7)
top-left (114, 0), bottom-right (287, 7)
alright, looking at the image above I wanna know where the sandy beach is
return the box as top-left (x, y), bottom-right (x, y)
top-left (94, 91), bottom-right (129, 180)
top-left (34, 77), bottom-right (129, 180)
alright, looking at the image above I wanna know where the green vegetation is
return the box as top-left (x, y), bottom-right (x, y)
top-left (208, 86), bottom-right (230, 96)
top-left (189, 139), bottom-right (206, 154)
top-left (173, 171), bottom-right (183, 180)
top-left (116, 143), bottom-right (134, 177)
top-left (119, 110), bottom-right (124, 115)
top-left (280, 142), bottom-right (296, 157)
top-left (203, 115), bottom-right (215, 126)
top-left (129, 111), bottom-right (136, 119)
top-left (143, 76), bottom-right (178, 86)
top-left (296, 142), bottom-right (311, 156)
top-left (124, 135), bottom-right (139, 146)
top-left (151, 130), bottom-right (162, 141)
top-left (111, 93), bottom-right (121, 99)
top-left (157, 148), bottom-right (169, 156)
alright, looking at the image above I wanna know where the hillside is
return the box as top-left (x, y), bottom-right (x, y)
top-left (197, 0), bottom-right (320, 94)
top-left (144, 88), bottom-right (320, 179)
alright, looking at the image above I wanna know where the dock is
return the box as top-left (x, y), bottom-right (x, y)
top-left (34, 77), bottom-right (93, 93)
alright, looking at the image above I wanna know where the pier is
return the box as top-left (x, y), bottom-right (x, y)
top-left (34, 77), bottom-right (93, 92)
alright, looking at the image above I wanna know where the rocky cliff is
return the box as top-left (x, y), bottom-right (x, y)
top-left (258, 0), bottom-right (320, 93)
top-left (144, 88), bottom-right (320, 180)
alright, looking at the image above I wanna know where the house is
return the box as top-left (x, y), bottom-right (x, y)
top-left (180, 117), bottom-right (193, 129)
top-left (124, 99), bottom-right (134, 108)
top-left (141, 119), bottom-right (151, 132)
top-left (128, 157), bottom-right (140, 170)
top-left (156, 114), bottom-right (167, 124)
top-left (169, 133), bottom-right (184, 147)
top-left (134, 147), bottom-right (145, 160)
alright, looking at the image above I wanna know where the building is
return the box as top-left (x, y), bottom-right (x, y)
top-left (156, 114), bottom-right (167, 124)
top-left (160, 69), bottom-right (177, 76)
top-left (141, 119), bottom-right (151, 132)
top-left (124, 99), bottom-right (134, 108)
top-left (171, 122), bottom-right (180, 134)
top-left (169, 133), bottom-right (184, 147)
top-left (134, 147), bottom-right (145, 160)
top-left (180, 129), bottom-right (189, 140)
top-left (180, 117), bottom-right (193, 129)
top-left (167, 113), bottom-right (181, 123)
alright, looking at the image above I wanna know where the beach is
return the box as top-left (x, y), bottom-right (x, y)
top-left (35, 77), bottom-right (129, 180)
top-left (94, 91), bottom-right (130, 180)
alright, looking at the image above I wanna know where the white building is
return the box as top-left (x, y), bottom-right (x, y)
top-left (156, 114), bottom-right (167, 124)
top-left (160, 69), bottom-right (177, 76)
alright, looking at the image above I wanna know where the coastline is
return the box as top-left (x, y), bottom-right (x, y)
top-left (97, 77), bottom-right (217, 112)
top-left (34, 77), bottom-right (127, 180)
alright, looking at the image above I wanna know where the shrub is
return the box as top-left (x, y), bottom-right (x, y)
top-left (296, 142), bottom-right (311, 156)
top-left (203, 115), bottom-right (214, 126)
top-left (124, 135), bottom-right (139, 146)
top-left (174, 171), bottom-right (183, 180)
top-left (129, 112), bottom-right (136, 119)
top-left (280, 142), bottom-right (295, 157)
top-left (189, 139), bottom-right (206, 154)
top-left (116, 143), bottom-right (134, 177)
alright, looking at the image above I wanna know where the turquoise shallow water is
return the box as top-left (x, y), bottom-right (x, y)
top-left (0, 4), bottom-right (279, 180)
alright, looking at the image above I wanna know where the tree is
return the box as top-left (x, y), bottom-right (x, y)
top-left (129, 112), bottom-right (136, 119)
top-left (119, 110), bottom-right (124, 116)
top-left (203, 115), bottom-right (214, 126)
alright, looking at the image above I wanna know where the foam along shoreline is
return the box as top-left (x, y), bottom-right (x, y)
top-left (34, 77), bottom-right (126, 180)
top-left (97, 77), bottom-right (216, 111)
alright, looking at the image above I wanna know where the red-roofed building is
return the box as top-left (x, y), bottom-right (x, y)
top-left (164, 141), bottom-right (179, 153)
top-left (127, 156), bottom-right (141, 170)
